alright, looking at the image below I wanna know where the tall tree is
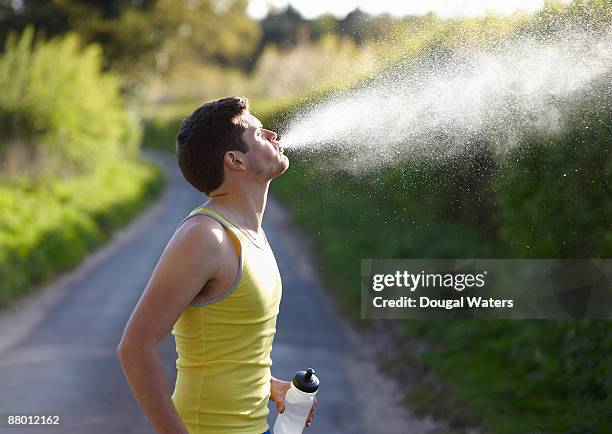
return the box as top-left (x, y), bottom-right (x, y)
top-left (0, 0), bottom-right (260, 90)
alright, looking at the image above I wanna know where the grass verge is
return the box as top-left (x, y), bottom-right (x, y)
top-left (0, 155), bottom-right (165, 307)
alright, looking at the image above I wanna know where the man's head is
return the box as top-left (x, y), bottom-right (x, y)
top-left (176, 96), bottom-right (288, 194)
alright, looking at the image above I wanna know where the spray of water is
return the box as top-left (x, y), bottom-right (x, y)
top-left (280, 28), bottom-right (612, 172)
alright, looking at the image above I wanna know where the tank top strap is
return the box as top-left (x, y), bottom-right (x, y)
top-left (177, 205), bottom-right (271, 253)
top-left (176, 205), bottom-right (242, 237)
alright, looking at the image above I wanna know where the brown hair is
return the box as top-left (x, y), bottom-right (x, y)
top-left (176, 96), bottom-right (250, 194)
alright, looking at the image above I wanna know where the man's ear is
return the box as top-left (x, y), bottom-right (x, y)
top-left (224, 151), bottom-right (246, 171)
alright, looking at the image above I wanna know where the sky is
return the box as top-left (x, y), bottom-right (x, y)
top-left (247, 0), bottom-right (570, 20)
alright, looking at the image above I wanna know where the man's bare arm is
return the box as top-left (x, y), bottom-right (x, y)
top-left (117, 218), bottom-right (227, 434)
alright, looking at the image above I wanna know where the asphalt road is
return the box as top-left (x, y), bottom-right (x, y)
top-left (0, 150), bottom-right (438, 434)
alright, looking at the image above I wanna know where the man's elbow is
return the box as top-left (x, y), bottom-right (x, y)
top-left (116, 336), bottom-right (138, 362)
top-left (116, 336), bottom-right (155, 362)
top-left (116, 339), bottom-right (130, 362)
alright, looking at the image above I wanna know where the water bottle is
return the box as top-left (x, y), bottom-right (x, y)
top-left (273, 368), bottom-right (320, 434)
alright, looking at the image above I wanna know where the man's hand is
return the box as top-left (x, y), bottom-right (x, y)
top-left (270, 377), bottom-right (291, 414)
top-left (270, 377), bottom-right (317, 428)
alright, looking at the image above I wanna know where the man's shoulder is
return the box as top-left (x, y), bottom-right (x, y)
top-left (173, 214), bottom-right (237, 259)
top-left (176, 214), bottom-right (226, 241)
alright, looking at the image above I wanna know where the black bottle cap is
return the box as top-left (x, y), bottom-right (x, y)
top-left (292, 368), bottom-right (320, 393)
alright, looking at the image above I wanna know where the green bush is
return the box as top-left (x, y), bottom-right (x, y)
top-left (0, 155), bottom-right (165, 306)
top-left (0, 27), bottom-right (140, 175)
top-left (0, 26), bottom-right (166, 306)
top-left (269, 102), bottom-right (611, 434)
top-left (495, 102), bottom-right (612, 258)
top-left (258, 3), bottom-right (611, 432)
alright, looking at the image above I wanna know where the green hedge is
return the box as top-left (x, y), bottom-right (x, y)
top-left (266, 96), bottom-right (611, 434)
top-left (0, 156), bottom-right (165, 307)
top-left (0, 26), bottom-right (140, 175)
top-left (0, 26), bottom-right (166, 307)
top-left (257, 3), bottom-right (611, 431)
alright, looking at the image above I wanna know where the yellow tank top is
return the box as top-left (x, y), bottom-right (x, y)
top-left (171, 206), bottom-right (282, 434)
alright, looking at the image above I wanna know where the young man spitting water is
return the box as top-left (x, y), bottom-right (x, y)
top-left (117, 97), bottom-right (316, 434)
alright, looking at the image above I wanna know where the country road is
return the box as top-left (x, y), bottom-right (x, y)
top-left (0, 150), bottom-right (440, 434)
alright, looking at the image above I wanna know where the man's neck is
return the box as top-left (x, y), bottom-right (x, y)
top-left (206, 180), bottom-right (270, 233)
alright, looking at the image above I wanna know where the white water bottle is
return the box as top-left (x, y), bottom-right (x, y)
top-left (273, 368), bottom-right (320, 434)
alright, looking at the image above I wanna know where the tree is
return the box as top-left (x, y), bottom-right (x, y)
top-left (0, 0), bottom-right (261, 90)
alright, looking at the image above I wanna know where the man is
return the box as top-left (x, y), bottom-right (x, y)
top-left (117, 97), bottom-right (316, 434)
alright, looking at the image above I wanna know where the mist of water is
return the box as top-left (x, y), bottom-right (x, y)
top-left (280, 28), bottom-right (612, 172)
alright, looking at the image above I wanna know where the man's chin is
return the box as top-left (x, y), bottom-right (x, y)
top-left (271, 158), bottom-right (289, 179)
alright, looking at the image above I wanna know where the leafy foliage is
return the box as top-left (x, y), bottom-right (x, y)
top-left (0, 155), bottom-right (165, 307)
top-left (0, 0), bottom-right (260, 88)
top-left (0, 27), bottom-right (140, 176)
top-left (0, 26), bottom-right (167, 307)
top-left (257, 2), bottom-right (612, 432)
